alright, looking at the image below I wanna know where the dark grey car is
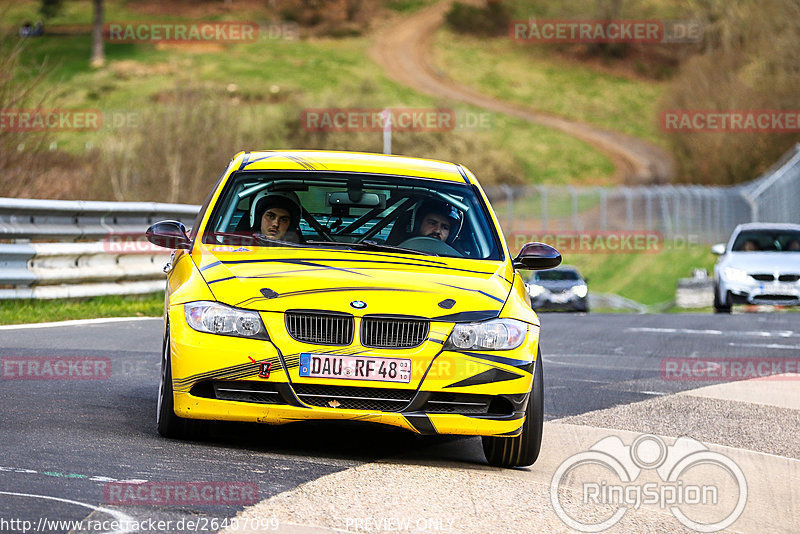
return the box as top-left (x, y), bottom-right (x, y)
top-left (526, 265), bottom-right (589, 312)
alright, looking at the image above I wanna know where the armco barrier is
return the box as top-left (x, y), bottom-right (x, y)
top-left (0, 198), bottom-right (199, 300)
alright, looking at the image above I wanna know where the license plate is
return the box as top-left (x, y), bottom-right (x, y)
top-left (765, 283), bottom-right (797, 296)
top-left (299, 353), bottom-right (411, 383)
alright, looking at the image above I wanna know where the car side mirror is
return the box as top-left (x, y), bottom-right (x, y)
top-left (146, 220), bottom-right (191, 250)
top-left (711, 243), bottom-right (726, 255)
top-left (513, 242), bottom-right (562, 270)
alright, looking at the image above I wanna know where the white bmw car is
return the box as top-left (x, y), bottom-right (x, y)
top-left (712, 223), bottom-right (800, 313)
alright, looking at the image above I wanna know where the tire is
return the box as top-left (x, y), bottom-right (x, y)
top-left (713, 286), bottom-right (732, 314)
top-left (157, 328), bottom-right (199, 439)
top-left (482, 348), bottom-right (544, 468)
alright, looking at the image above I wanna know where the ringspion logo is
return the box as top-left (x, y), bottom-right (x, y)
top-left (551, 434), bottom-right (747, 532)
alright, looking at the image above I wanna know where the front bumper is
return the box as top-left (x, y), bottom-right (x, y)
top-left (167, 307), bottom-right (538, 437)
top-left (722, 279), bottom-right (800, 306)
top-left (530, 292), bottom-right (588, 311)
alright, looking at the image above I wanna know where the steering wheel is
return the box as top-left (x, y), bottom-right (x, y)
top-left (396, 236), bottom-right (462, 256)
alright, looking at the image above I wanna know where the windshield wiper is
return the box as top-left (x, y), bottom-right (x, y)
top-left (304, 240), bottom-right (434, 256)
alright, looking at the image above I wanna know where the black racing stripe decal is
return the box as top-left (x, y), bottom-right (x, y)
top-left (200, 260), bottom-right (223, 272)
top-left (238, 152), bottom-right (250, 170)
top-left (244, 154), bottom-right (280, 165)
top-left (456, 164), bottom-right (470, 183)
top-left (432, 310), bottom-right (500, 322)
top-left (285, 155), bottom-right (315, 170)
top-left (404, 414), bottom-right (437, 435)
top-left (174, 357), bottom-right (285, 389)
top-left (443, 367), bottom-right (524, 389)
top-left (207, 276), bottom-right (239, 285)
top-left (237, 287), bottom-right (409, 307)
top-left (436, 283), bottom-right (505, 304)
top-left (259, 286), bottom-right (428, 300)
top-left (215, 257), bottom-right (490, 276)
top-left (457, 351), bottom-right (532, 368)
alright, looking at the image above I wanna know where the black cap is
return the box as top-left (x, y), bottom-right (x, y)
top-left (253, 194), bottom-right (301, 231)
top-left (417, 199), bottom-right (461, 225)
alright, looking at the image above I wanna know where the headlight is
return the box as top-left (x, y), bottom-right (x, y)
top-left (445, 319), bottom-right (529, 351)
top-left (184, 301), bottom-right (269, 339)
top-left (571, 284), bottom-right (588, 298)
top-left (723, 267), bottom-right (751, 284)
top-left (528, 284), bottom-right (545, 297)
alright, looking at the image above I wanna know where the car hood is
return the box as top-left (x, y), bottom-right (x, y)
top-left (722, 252), bottom-right (800, 273)
top-left (193, 245), bottom-right (513, 320)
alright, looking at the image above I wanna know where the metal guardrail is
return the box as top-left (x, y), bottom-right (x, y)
top-left (485, 143), bottom-right (800, 244)
top-left (0, 199), bottom-right (199, 300)
top-left (1, 145), bottom-right (798, 299)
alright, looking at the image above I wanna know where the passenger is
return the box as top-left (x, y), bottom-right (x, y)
top-left (415, 199), bottom-right (462, 243)
top-left (742, 239), bottom-right (759, 252)
top-left (787, 239), bottom-right (800, 251)
top-left (253, 192), bottom-right (303, 243)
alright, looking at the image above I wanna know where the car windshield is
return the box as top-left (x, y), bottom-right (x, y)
top-left (202, 171), bottom-right (503, 260)
top-left (534, 269), bottom-right (581, 282)
top-left (731, 230), bottom-right (800, 252)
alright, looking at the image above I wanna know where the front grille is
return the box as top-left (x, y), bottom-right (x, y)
top-left (361, 316), bottom-right (429, 348)
top-left (285, 311), bottom-right (354, 345)
top-left (751, 274), bottom-right (774, 282)
top-left (292, 384), bottom-right (414, 411)
top-left (423, 392), bottom-right (492, 415)
top-left (205, 381), bottom-right (284, 405)
top-left (779, 274), bottom-right (800, 282)
top-left (753, 295), bottom-right (799, 302)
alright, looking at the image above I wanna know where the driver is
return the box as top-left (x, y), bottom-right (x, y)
top-left (253, 192), bottom-right (302, 242)
top-left (415, 199), bottom-right (462, 243)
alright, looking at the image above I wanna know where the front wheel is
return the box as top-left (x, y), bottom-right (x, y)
top-left (157, 328), bottom-right (200, 439)
top-left (482, 348), bottom-right (544, 467)
top-left (713, 286), bottom-right (732, 314)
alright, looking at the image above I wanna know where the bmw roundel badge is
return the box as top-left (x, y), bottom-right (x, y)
top-left (350, 300), bottom-right (367, 309)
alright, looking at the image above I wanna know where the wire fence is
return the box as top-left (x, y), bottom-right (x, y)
top-left (484, 143), bottom-right (800, 244)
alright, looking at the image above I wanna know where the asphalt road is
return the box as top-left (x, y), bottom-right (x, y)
top-left (1, 312), bottom-right (797, 533)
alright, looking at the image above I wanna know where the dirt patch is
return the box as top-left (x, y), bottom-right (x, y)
top-left (110, 60), bottom-right (176, 78)
top-left (370, 0), bottom-right (675, 185)
top-left (154, 42), bottom-right (225, 53)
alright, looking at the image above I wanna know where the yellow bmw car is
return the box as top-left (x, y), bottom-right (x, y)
top-left (146, 150), bottom-right (561, 467)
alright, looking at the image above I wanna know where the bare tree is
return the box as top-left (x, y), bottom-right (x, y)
top-left (90, 0), bottom-right (104, 67)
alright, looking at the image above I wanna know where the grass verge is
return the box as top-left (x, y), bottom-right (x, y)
top-left (0, 293), bottom-right (163, 325)
top-left (565, 243), bottom-right (716, 306)
top-left (433, 29), bottom-right (666, 144)
top-left (6, 2), bottom-right (616, 189)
